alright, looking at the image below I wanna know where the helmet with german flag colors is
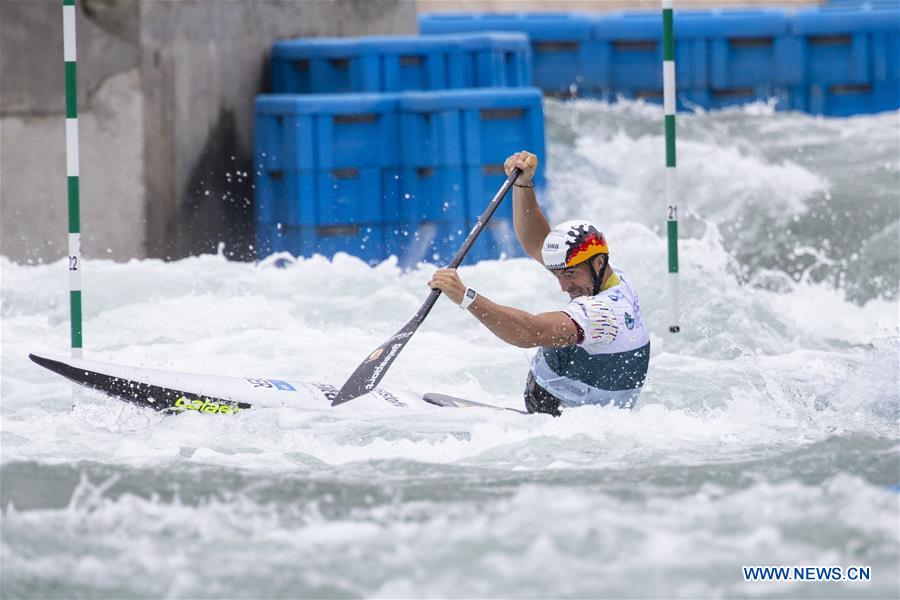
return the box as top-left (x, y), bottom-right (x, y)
top-left (541, 220), bottom-right (609, 270)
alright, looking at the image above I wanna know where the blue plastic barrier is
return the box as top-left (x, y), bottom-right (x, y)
top-left (254, 94), bottom-right (399, 171)
top-left (397, 166), bottom-right (467, 222)
top-left (786, 5), bottom-right (900, 115)
top-left (419, 8), bottom-right (899, 115)
top-left (255, 168), bottom-right (399, 230)
top-left (459, 32), bottom-right (533, 88)
top-left (399, 102), bottom-right (464, 169)
top-left (687, 10), bottom-right (790, 108)
top-left (254, 94), bottom-right (402, 261)
top-left (420, 13), bottom-right (598, 96)
top-left (463, 88), bottom-right (545, 169)
top-left (397, 88), bottom-right (545, 262)
top-left (255, 89), bottom-right (546, 264)
top-left (394, 220), bottom-right (471, 266)
top-left (464, 164), bottom-right (529, 263)
top-left (591, 9), bottom-right (790, 107)
top-left (394, 166), bottom-right (467, 263)
top-left (270, 39), bottom-right (369, 94)
top-left (258, 224), bottom-right (388, 265)
top-left (271, 33), bottom-right (531, 94)
top-left (590, 11), bottom-right (667, 100)
top-left (826, 0), bottom-right (899, 6)
top-left (364, 35), bottom-right (466, 92)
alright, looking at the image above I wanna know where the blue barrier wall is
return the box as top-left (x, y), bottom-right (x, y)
top-left (398, 88), bottom-right (545, 263)
top-left (416, 13), bottom-right (598, 96)
top-left (419, 5), bottom-right (900, 115)
top-left (255, 89), bottom-right (546, 265)
top-left (786, 5), bottom-right (900, 115)
top-left (255, 5), bottom-right (898, 266)
top-left (254, 94), bottom-right (402, 264)
top-left (272, 33), bottom-right (531, 94)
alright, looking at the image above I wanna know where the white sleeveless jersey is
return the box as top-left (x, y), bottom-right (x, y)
top-left (530, 268), bottom-right (650, 408)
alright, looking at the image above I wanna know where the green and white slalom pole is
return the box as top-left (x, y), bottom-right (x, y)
top-left (63, 0), bottom-right (83, 356)
top-left (662, 0), bottom-right (680, 333)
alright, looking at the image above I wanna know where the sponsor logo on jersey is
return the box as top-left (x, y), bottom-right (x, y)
top-left (585, 300), bottom-right (618, 343)
top-left (174, 396), bottom-right (240, 415)
top-left (576, 301), bottom-right (590, 318)
top-left (624, 312), bottom-right (635, 330)
top-left (545, 242), bottom-right (559, 250)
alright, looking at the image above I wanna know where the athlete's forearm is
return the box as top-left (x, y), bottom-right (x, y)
top-left (428, 269), bottom-right (577, 348)
top-left (513, 186), bottom-right (551, 262)
top-left (467, 294), bottom-right (541, 347)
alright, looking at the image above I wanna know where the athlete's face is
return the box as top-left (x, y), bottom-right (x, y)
top-left (551, 260), bottom-right (596, 300)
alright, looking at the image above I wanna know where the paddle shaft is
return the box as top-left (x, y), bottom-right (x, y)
top-left (411, 167), bottom-right (522, 327)
top-left (331, 168), bottom-right (522, 405)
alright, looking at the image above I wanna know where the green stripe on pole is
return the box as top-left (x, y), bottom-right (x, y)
top-left (662, 0), bottom-right (680, 331)
top-left (663, 9), bottom-right (674, 61)
top-left (665, 115), bottom-right (676, 167)
top-left (67, 177), bottom-right (80, 232)
top-left (65, 62), bottom-right (77, 118)
top-left (70, 290), bottom-right (83, 347)
top-left (667, 220), bottom-right (679, 273)
top-left (64, 0), bottom-right (83, 357)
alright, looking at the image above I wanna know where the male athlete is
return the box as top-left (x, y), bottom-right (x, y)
top-left (428, 151), bottom-right (650, 415)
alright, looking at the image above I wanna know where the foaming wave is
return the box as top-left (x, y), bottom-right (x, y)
top-left (2, 237), bottom-right (897, 474)
top-left (3, 465), bottom-right (896, 599)
top-left (558, 125), bottom-right (825, 224)
top-left (373, 474), bottom-right (899, 599)
top-left (544, 99), bottom-right (899, 304)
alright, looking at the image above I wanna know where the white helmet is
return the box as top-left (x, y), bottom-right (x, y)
top-left (541, 220), bottom-right (609, 270)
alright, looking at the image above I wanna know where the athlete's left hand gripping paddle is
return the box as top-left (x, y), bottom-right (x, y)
top-left (331, 168), bottom-right (522, 406)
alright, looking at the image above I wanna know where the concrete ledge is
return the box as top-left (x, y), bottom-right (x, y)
top-left (1, 0), bottom-right (417, 264)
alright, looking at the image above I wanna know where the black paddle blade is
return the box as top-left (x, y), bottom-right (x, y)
top-left (331, 319), bottom-right (418, 406)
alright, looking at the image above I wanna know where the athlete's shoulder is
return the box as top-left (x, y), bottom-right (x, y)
top-left (604, 268), bottom-right (640, 301)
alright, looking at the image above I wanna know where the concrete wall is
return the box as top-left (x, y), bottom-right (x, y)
top-left (1, 0), bottom-right (144, 263)
top-left (1, 0), bottom-right (416, 263)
